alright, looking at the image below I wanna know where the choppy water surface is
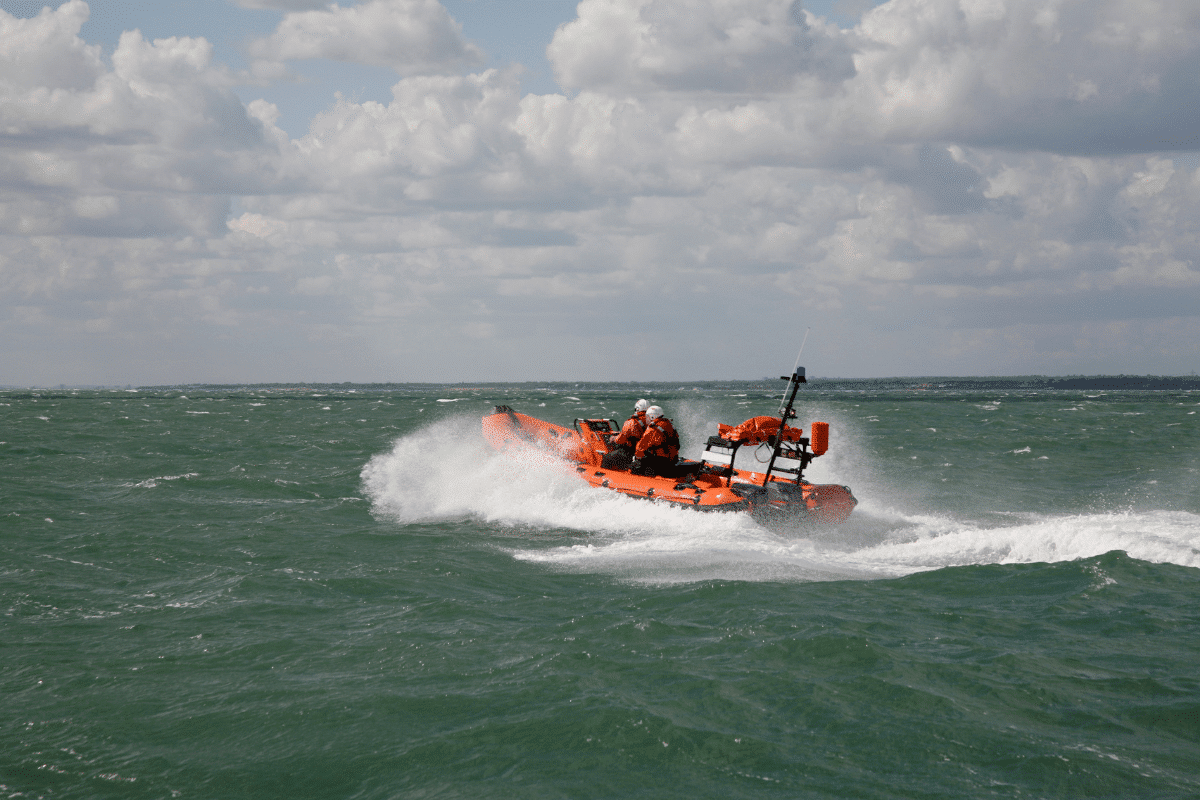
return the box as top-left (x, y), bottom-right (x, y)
top-left (3, 381), bottom-right (1199, 798)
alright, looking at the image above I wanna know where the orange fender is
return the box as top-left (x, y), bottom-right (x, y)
top-left (810, 421), bottom-right (828, 456)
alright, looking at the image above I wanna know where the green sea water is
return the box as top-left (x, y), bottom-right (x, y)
top-left (3, 382), bottom-right (1199, 798)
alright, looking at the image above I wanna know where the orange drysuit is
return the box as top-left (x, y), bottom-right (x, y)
top-left (635, 417), bottom-right (679, 461)
top-left (613, 413), bottom-right (646, 449)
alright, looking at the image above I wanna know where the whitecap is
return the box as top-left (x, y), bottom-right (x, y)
top-left (132, 473), bottom-right (199, 489)
top-left (361, 414), bottom-right (1200, 585)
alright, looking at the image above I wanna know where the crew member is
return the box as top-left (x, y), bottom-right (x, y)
top-left (632, 406), bottom-right (680, 477)
top-left (602, 399), bottom-right (649, 470)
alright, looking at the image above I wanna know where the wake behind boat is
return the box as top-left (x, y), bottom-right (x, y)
top-left (481, 368), bottom-right (856, 526)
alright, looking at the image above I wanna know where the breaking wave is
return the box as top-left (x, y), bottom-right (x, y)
top-left (362, 416), bottom-right (1200, 584)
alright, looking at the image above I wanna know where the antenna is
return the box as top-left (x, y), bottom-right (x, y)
top-left (780, 327), bottom-right (811, 410)
top-left (792, 327), bottom-right (811, 373)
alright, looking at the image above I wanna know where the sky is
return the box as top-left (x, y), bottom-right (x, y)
top-left (1, 0), bottom-right (1198, 385)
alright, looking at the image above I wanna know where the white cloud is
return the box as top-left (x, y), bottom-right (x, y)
top-left (298, 70), bottom-right (522, 182)
top-left (0, 3), bottom-right (281, 242)
top-left (846, 0), bottom-right (1200, 153)
top-left (231, 0), bottom-right (328, 8)
top-left (549, 0), bottom-right (856, 92)
top-left (247, 0), bottom-right (484, 76)
top-left (0, 0), bottom-right (104, 91)
top-left (1, 0), bottom-right (1198, 384)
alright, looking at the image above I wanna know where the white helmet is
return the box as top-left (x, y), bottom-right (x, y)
top-left (634, 399), bottom-right (650, 413)
top-left (645, 405), bottom-right (663, 421)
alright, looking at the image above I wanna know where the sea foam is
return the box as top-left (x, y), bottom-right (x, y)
top-left (362, 416), bottom-right (1200, 584)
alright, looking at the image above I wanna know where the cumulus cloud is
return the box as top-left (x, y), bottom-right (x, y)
top-left (1, 0), bottom-right (1198, 384)
top-left (0, 3), bottom-right (283, 243)
top-left (231, 0), bottom-right (329, 8)
top-left (548, 0), bottom-right (857, 92)
top-left (247, 0), bottom-right (484, 77)
top-left (0, 0), bottom-right (104, 90)
top-left (847, 0), bottom-right (1200, 154)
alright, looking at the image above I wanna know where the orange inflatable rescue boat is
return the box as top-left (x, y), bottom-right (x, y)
top-left (481, 368), bottom-right (857, 526)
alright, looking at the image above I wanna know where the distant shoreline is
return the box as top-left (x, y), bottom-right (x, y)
top-left (5, 376), bottom-right (1200, 391)
top-left (807, 376), bottom-right (1200, 391)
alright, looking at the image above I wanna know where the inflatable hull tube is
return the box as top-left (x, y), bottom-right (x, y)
top-left (482, 408), bottom-right (856, 525)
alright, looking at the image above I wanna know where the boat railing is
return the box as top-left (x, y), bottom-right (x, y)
top-left (761, 371), bottom-right (813, 485)
top-left (700, 436), bottom-right (740, 486)
top-left (763, 441), bottom-right (813, 484)
top-left (700, 369), bottom-right (818, 487)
